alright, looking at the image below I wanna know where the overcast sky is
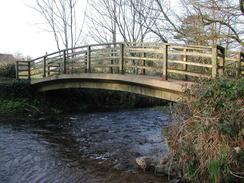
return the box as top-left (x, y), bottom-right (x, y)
top-left (0, 0), bottom-right (65, 57)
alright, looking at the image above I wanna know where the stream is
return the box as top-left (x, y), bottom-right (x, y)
top-left (0, 108), bottom-right (170, 183)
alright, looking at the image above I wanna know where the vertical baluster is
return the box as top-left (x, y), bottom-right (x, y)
top-left (120, 43), bottom-right (124, 74)
top-left (43, 56), bottom-right (47, 78)
top-left (162, 44), bottom-right (168, 80)
top-left (87, 46), bottom-right (91, 73)
top-left (110, 45), bottom-right (114, 73)
top-left (63, 50), bottom-right (67, 74)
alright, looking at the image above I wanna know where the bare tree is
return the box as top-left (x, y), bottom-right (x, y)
top-left (34, 0), bottom-right (86, 50)
top-left (87, 0), bottom-right (160, 43)
top-left (182, 0), bottom-right (244, 48)
top-left (87, 0), bottom-right (116, 43)
top-left (146, 0), bottom-right (244, 48)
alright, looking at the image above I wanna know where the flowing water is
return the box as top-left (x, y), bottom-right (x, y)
top-left (0, 108), bottom-right (170, 183)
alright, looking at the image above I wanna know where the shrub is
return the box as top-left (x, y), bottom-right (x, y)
top-left (0, 63), bottom-right (16, 78)
top-left (166, 78), bottom-right (244, 183)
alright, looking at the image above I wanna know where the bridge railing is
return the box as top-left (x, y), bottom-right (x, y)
top-left (16, 42), bottom-right (243, 80)
top-left (225, 51), bottom-right (244, 78)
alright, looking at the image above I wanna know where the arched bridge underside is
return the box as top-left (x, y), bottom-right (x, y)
top-left (31, 73), bottom-right (191, 102)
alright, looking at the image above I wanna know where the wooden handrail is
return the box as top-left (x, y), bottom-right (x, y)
top-left (16, 42), bottom-right (243, 80)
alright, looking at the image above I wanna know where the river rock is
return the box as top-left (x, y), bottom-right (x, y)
top-left (135, 156), bottom-right (155, 171)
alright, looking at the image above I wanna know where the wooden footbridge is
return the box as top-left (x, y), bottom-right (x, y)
top-left (16, 42), bottom-right (244, 102)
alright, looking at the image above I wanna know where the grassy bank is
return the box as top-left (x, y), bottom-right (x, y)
top-left (166, 78), bottom-right (244, 182)
top-left (0, 79), bottom-right (44, 117)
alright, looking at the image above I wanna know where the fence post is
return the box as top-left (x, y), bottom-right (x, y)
top-left (63, 50), bottom-right (67, 74)
top-left (119, 43), bottom-right (124, 74)
top-left (162, 44), bottom-right (168, 80)
top-left (211, 46), bottom-right (218, 78)
top-left (212, 45), bottom-right (225, 78)
top-left (43, 56), bottom-right (47, 78)
top-left (16, 61), bottom-right (19, 79)
top-left (86, 46), bottom-right (91, 73)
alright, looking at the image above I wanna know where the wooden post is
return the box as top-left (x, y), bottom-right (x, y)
top-left (211, 46), bottom-right (218, 78)
top-left (217, 45), bottom-right (225, 77)
top-left (63, 50), bottom-right (67, 74)
top-left (183, 48), bottom-right (188, 80)
top-left (43, 56), bottom-right (47, 78)
top-left (110, 45), bottom-right (114, 74)
top-left (162, 44), bottom-right (168, 80)
top-left (142, 48), bottom-right (146, 75)
top-left (16, 61), bottom-right (19, 79)
top-left (28, 61), bottom-right (31, 80)
top-left (87, 46), bottom-right (91, 73)
top-left (119, 43), bottom-right (124, 74)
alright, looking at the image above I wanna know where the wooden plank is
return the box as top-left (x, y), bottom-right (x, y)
top-left (168, 59), bottom-right (212, 68)
top-left (126, 48), bottom-right (164, 54)
top-left (17, 64), bottom-right (29, 67)
top-left (90, 56), bottom-right (120, 61)
top-left (90, 47), bottom-right (119, 53)
top-left (168, 51), bottom-right (212, 58)
top-left (92, 64), bottom-right (119, 68)
top-left (125, 56), bottom-right (162, 62)
top-left (125, 65), bottom-right (160, 71)
top-left (168, 69), bottom-right (210, 78)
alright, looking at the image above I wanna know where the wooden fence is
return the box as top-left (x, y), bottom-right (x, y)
top-left (16, 42), bottom-right (244, 80)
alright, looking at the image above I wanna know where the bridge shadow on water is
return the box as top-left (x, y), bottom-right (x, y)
top-left (41, 88), bottom-right (170, 113)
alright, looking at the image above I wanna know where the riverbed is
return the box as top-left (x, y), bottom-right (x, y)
top-left (0, 108), bottom-right (170, 183)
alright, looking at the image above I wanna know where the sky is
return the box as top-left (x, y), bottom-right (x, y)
top-left (0, 0), bottom-right (180, 58)
top-left (0, 0), bottom-right (61, 58)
